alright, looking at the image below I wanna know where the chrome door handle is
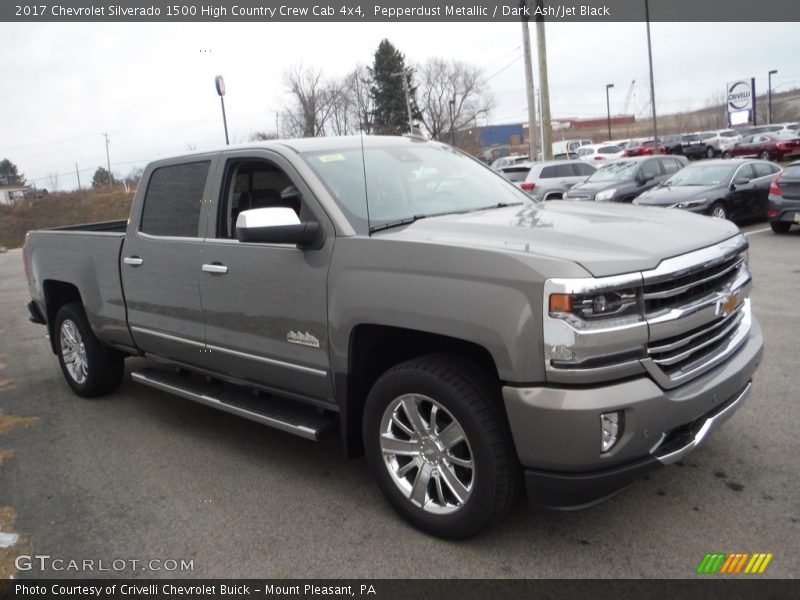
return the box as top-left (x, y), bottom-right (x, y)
top-left (202, 263), bottom-right (228, 274)
top-left (123, 257), bottom-right (143, 266)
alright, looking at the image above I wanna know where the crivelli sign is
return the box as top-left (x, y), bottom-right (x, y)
top-left (727, 78), bottom-right (757, 127)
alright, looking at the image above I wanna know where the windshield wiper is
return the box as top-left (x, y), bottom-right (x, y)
top-left (473, 201), bottom-right (524, 211)
top-left (369, 214), bottom-right (428, 233)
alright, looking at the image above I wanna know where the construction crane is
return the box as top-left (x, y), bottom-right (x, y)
top-left (623, 79), bottom-right (636, 115)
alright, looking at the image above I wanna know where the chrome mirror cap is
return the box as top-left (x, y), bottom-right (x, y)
top-left (236, 207), bottom-right (300, 230)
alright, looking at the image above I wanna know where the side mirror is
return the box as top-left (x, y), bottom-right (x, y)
top-left (235, 207), bottom-right (322, 249)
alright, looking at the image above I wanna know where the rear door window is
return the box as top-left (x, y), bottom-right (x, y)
top-left (140, 161), bottom-right (210, 237)
top-left (573, 162), bottom-right (596, 176)
top-left (554, 164), bottom-right (575, 178)
top-left (539, 166), bottom-right (557, 178)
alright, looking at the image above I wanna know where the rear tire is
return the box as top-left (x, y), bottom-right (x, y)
top-left (54, 302), bottom-right (125, 397)
top-left (363, 355), bottom-right (519, 539)
top-left (706, 146), bottom-right (715, 159)
top-left (722, 151), bottom-right (732, 159)
top-left (770, 221), bottom-right (791, 234)
top-left (759, 150), bottom-right (771, 160)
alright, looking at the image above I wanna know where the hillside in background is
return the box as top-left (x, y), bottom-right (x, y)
top-left (0, 190), bottom-right (133, 250)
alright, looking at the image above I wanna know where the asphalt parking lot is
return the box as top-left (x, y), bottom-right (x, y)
top-left (0, 220), bottom-right (798, 579)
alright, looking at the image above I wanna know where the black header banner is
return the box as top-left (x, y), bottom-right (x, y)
top-left (3, 0), bottom-right (799, 22)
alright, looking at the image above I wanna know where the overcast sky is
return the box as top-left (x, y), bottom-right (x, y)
top-left (1, 21), bottom-right (797, 191)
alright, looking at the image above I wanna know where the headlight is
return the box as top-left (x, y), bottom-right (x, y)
top-left (543, 276), bottom-right (648, 383)
top-left (670, 198), bottom-right (706, 209)
top-left (550, 288), bottom-right (640, 322)
top-left (595, 188), bottom-right (616, 202)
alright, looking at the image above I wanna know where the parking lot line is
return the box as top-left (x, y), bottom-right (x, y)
top-left (744, 227), bottom-right (772, 236)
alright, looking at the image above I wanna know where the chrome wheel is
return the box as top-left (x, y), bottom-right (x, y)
top-left (60, 319), bottom-right (88, 385)
top-left (711, 204), bottom-right (727, 219)
top-left (379, 394), bottom-right (474, 514)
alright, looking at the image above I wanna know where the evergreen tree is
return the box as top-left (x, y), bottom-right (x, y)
top-left (0, 159), bottom-right (25, 186)
top-left (92, 167), bottom-right (115, 189)
top-left (370, 40), bottom-right (420, 135)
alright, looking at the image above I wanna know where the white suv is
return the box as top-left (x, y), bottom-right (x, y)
top-left (695, 130), bottom-right (743, 158)
top-left (576, 144), bottom-right (624, 163)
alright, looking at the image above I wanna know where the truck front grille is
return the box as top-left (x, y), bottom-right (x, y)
top-left (641, 238), bottom-right (751, 389)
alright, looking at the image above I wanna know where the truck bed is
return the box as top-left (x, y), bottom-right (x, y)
top-left (44, 219), bottom-right (128, 233)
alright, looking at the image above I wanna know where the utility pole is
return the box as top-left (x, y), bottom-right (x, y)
top-left (275, 112), bottom-right (280, 137)
top-left (103, 133), bottom-right (112, 191)
top-left (645, 0), bottom-right (658, 148)
top-left (537, 89), bottom-right (545, 156)
top-left (75, 164), bottom-right (82, 192)
top-left (521, 2), bottom-right (538, 160)
top-left (768, 69), bottom-right (778, 124)
top-left (449, 95), bottom-right (456, 145)
top-left (535, 0), bottom-right (552, 160)
top-left (392, 70), bottom-right (415, 133)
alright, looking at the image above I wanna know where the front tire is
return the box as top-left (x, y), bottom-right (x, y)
top-left (363, 355), bottom-right (519, 539)
top-left (722, 151), bottom-right (732, 159)
top-left (710, 202), bottom-right (728, 220)
top-left (55, 302), bottom-right (125, 397)
top-left (759, 150), bottom-right (771, 160)
top-left (706, 146), bottom-right (715, 159)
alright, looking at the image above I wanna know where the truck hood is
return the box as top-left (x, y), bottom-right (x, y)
top-left (375, 201), bottom-right (740, 278)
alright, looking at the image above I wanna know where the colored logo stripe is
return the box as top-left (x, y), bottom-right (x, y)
top-left (697, 552), bottom-right (773, 574)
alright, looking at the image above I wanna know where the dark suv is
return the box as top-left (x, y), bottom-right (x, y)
top-left (663, 134), bottom-right (706, 160)
top-left (564, 155), bottom-right (688, 203)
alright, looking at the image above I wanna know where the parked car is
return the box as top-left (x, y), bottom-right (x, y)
top-left (517, 159), bottom-right (596, 200)
top-left (576, 143), bottom-right (624, 163)
top-left (621, 139), bottom-right (661, 157)
top-left (552, 151), bottom-right (580, 160)
top-left (478, 145), bottom-right (510, 164)
top-left (22, 135), bottom-right (763, 538)
top-left (634, 158), bottom-right (780, 220)
top-left (696, 130), bottom-right (743, 159)
top-left (497, 163), bottom-right (532, 188)
top-left (564, 155), bottom-right (687, 202)
top-left (662, 134), bottom-right (706, 159)
top-left (552, 138), bottom-right (592, 156)
top-left (777, 122), bottom-right (800, 131)
top-left (722, 132), bottom-right (800, 161)
top-left (490, 154), bottom-right (528, 170)
top-left (767, 160), bottom-right (800, 233)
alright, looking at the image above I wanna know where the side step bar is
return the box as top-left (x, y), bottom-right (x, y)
top-left (131, 368), bottom-right (336, 441)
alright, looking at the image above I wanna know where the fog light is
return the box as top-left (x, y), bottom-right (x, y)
top-left (601, 411), bottom-right (623, 453)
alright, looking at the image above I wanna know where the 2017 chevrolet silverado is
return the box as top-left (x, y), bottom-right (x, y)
top-left (23, 136), bottom-right (763, 538)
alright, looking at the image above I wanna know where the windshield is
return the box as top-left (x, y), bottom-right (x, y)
top-left (301, 142), bottom-right (529, 233)
top-left (664, 164), bottom-right (735, 186)
top-left (587, 160), bottom-right (638, 182)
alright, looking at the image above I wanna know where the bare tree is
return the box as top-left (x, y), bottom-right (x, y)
top-left (351, 64), bottom-right (375, 134)
top-left (250, 131), bottom-right (280, 141)
top-left (414, 58), bottom-right (493, 143)
top-left (281, 64), bottom-right (337, 138)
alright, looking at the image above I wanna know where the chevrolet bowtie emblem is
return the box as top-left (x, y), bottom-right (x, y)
top-left (717, 293), bottom-right (738, 317)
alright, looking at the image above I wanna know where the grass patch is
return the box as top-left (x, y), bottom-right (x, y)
top-left (0, 189), bottom-right (133, 250)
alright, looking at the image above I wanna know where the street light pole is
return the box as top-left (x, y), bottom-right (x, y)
top-left (606, 83), bottom-right (614, 141)
top-left (215, 75), bottom-right (230, 145)
top-left (768, 69), bottom-right (778, 124)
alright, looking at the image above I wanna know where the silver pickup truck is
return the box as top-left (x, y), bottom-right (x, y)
top-left (23, 136), bottom-right (763, 538)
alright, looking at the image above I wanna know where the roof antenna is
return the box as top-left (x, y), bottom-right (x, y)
top-left (356, 70), bottom-right (372, 235)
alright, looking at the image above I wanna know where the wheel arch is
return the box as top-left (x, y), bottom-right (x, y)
top-left (337, 324), bottom-right (503, 458)
top-left (42, 280), bottom-right (83, 353)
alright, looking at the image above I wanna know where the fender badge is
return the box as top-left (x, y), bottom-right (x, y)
top-left (287, 331), bottom-right (320, 348)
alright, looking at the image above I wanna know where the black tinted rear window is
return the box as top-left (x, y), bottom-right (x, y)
top-left (501, 168), bottom-right (530, 182)
top-left (140, 162), bottom-right (210, 237)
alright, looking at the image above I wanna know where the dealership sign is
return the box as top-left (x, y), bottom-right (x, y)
top-left (727, 78), bottom-right (756, 127)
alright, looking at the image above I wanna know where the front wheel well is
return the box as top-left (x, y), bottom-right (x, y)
top-left (42, 280), bottom-right (83, 353)
top-left (340, 325), bottom-right (501, 457)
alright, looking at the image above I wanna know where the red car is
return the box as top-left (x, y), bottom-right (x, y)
top-left (722, 132), bottom-right (800, 161)
top-left (622, 139), bottom-right (664, 157)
